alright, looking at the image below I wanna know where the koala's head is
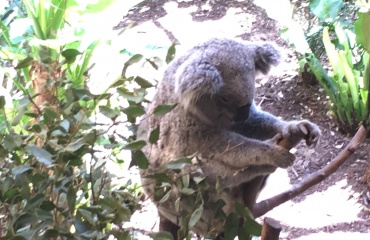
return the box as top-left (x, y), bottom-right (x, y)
top-left (172, 45), bottom-right (256, 128)
top-left (186, 91), bottom-right (252, 128)
top-left (174, 68), bottom-right (254, 128)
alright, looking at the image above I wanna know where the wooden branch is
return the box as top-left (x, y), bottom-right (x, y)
top-left (253, 125), bottom-right (367, 218)
top-left (260, 217), bottom-right (281, 240)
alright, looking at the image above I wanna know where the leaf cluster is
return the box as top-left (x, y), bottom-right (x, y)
top-left (147, 156), bottom-right (262, 240)
top-left (0, 1), bottom-right (168, 239)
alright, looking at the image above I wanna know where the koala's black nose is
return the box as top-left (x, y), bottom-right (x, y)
top-left (234, 104), bottom-right (251, 122)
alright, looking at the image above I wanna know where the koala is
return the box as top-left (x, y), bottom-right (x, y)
top-left (138, 38), bottom-right (321, 238)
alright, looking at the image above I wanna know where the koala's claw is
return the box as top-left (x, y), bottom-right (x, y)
top-left (282, 120), bottom-right (321, 149)
top-left (297, 121), bottom-right (321, 148)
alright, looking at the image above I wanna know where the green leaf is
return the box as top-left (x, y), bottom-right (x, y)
top-left (125, 54), bottom-right (143, 66)
top-left (62, 48), bottom-right (82, 63)
top-left (40, 200), bottom-right (56, 211)
top-left (153, 104), bottom-right (177, 116)
top-left (11, 108), bottom-right (26, 126)
top-left (43, 229), bottom-right (59, 239)
top-left (224, 213), bottom-right (239, 240)
top-left (117, 87), bottom-right (145, 103)
top-left (67, 185), bottom-right (76, 214)
top-left (131, 150), bottom-right (148, 169)
top-left (149, 231), bottom-right (174, 240)
top-left (75, 209), bottom-right (94, 234)
top-left (99, 105), bottom-right (118, 119)
top-left (306, 54), bottom-right (339, 102)
top-left (4, 134), bottom-right (22, 151)
top-left (175, 197), bottom-right (180, 212)
top-left (43, 108), bottom-right (58, 124)
top-left (322, 27), bottom-right (342, 79)
top-left (188, 207), bottom-right (203, 229)
top-left (121, 54), bottom-right (143, 76)
top-left (182, 173), bottom-right (190, 188)
top-left (123, 140), bottom-right (147, 151)
top-left (85, 0), bottom-right (117, 13)
top-left (13, 213), bottom-right (37, 231)
top-left (166, 157), bottom-right (192, 169)
top-left (11, 164), bottom-right (31, 175)
top-left (26, 144), bottom-right (53, 166)
top-left (65, 138), bottom-right (86, 152)
top-left (150, 173), bottom-right (170, 183)
top-left (72, 88), bottom-right (93, 101)
top-left (149, 126), bottom-right (160, 144)
top-left (10, 236), bottom-right (28, 240)
top-left (309, 0), bottom-right (343, 20)
top-left (235, 202), bottom-right (254, 219)
top-left (193, 176), bottom-right (205, 184)
top-left (159, 190), bottom-right (171, 203)
top-left (146, 58), bottom-right (159, 70)
top-left (179, 188), bottom-right (195, 195)
top-left (0, 96), bottom-right (5, 108)
top-left (134, 76), bottom-right (154, 88)
top-left (123, 105), bottom-right (146, 119)
top-left (30, 124), bottom-right (42, 133)
top-left (355, 12), bottom-right (370, 53)
top-left (24, 193), bottom-right (44, 210)
top-left (166, 43), bottom-right (176, 64)
top-left (242, 218), bottom-right (263, 236)
top-left (3, 188), bottom-right (20, 202)
top-left (0, 17), bottom-right (13, 46)
top-left (14, 56), bottom-right (33, 69)
top-left (25, 112), bottom-right (39, 118)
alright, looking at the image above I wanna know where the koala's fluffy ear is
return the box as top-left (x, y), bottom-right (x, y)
top-left (174, 58), bottom-right (223, 110)
top-left (254, 43), bottom-right (281, 75)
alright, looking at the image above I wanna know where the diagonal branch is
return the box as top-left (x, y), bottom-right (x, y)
top-left (253, 125), bottom-right (367, 218)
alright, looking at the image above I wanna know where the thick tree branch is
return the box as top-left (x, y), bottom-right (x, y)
top-left (253, 125), bottom-right (367, 218)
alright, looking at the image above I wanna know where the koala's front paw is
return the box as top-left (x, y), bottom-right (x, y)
top-left (281, 120), bottom-right (321, 148)
top-left (263, 139), bottom-right (295, 168)
top-left (272, 145), bottom-right (295, 168)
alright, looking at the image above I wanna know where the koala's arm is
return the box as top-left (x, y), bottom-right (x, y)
top-left (231, 103), bottom-right (283, 140)
top-left (199, 130), bottom-right (295, 169)
top-left (231, 103), bottom-right (321, 147)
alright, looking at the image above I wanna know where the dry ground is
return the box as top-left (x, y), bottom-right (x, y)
top-left (114, 0), bottom-right (370, 239)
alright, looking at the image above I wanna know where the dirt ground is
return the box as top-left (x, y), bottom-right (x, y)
top-left (115, 0), bottom-right (370, 239)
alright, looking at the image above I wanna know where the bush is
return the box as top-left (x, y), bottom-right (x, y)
top-left (0, 1), bottom-right (162, 239)
top-left (282, 0), bottom-right (370, 133)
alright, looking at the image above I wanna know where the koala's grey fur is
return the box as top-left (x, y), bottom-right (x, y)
top-left (138, 38), bottom-right (320, 237)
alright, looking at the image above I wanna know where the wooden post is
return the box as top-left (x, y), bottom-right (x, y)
top-left (260, 217), bottom-right (281, 240)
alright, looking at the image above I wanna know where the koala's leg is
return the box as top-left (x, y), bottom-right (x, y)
top-left (239, 176), bottom-right (269, 211)
top-left (159, 213), bottom-right (180, 239)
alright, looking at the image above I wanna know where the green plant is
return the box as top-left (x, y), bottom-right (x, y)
top-left (279, 0), bottom-right (370, 133)
top-left (0, 0), bottom-right (162, 239)
top-left (306, 23), bottom-right (369, 133)
top-left (356, 0), bottom-right (370, 126)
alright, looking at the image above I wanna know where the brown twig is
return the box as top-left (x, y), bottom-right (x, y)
top-left (253, 125), bottom-right (367, 218)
